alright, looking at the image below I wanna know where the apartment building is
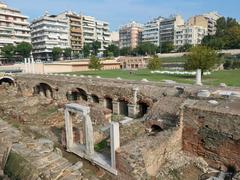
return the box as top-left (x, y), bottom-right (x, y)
top-left (188, 12), bottom-right (221, 35)
top-left (119, 21), bottom-right (143, 49)
top-left (159, 15), bottom-right (184, 44)
top-left (142, 17), bottom-right (163, 46)
top-left (58, 11), bottom-right (83, 54)
top-left (175, 25), bottom-right (208, 47)
top-left (30, 13), bottom-right (70, 60)
top-left (82, 15), bottom-right (110, 51)
top-left (0, 2), bottom-right (30, 49)
top-left (95, 19), bottom-right (110, 51)
top-left (110, 31), bottom-right (119, 46)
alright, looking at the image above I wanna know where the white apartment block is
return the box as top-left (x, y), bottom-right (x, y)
top-left (142, 17), bottom-right (163, 46)
top-left (0, 2), bottom-right (30, 49)
top-left (202, 12), bottom-right (222, 35)
top-left (30, 13), bottom-right (70, 60)
top-left (175, 25), bottom-right (208, 47)
top-left (159, 15), bottom-right (184, 44)
top-left (82, 15), bottom-right (110, 51)
top-left (95, 20), bottom-right (110, 51)
top-left (110, 31), bottom-right (119, 46)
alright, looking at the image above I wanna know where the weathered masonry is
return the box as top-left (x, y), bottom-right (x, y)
top-left (2, 74), bottom-right (240, 179)
top-left (14, 74), bottom-right (202, 118)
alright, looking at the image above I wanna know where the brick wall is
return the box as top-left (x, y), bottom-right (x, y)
top-left (183, 106), bottom-right (240, 171)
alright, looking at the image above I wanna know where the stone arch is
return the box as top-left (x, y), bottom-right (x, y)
top-left (34, 82), bottom-right (53, 98)
top-left (138, 101), bottom-right (149, 117)
top-left (151, 124), bottom-right (163, 132)
top-left (104, 96), bottom-right (113, 111)
top-left (91, 94), bottom-right (99, 103)
top-left (66, 88), bottom-right (88, 101)
top-left (0, 76), bottom-right (15, 86)
top-left (77, 88), bottom-right (88, 101)
top-left (118, 97), bottom-right (129, 116)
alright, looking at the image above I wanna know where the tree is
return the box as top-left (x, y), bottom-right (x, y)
top-left (91, 41), bottom-right (101, 56)
top-left (160, 42), bottom-right (174, 53)
top-left (120, 47), bottom-right (131, 56)
top-left (63, 48), bottom-right (72, 60)
top-left (202, 17), bottom-right (240, 49)
top-left (88, 56), bottom-right (103, 70)
top-left (135, 42), bottom-right (158, 55)
top-left (1, 44), bottom-right (16, 63)
top-left (52, 47), bottom-right (62, 61)
top-left (82, 44), bottom-right (91, 58)
top-left (147, 56), bottom-right (161, 70)
top-left (177, 44), bottom-right (193, 52)
top-left (104, 44), bottom-right (120, 57)
top-left (184, 46), bottom-right (220, 75)
top-left (16, 42), bottom-right (32, 60)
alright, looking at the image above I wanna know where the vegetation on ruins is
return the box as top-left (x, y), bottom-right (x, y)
top-left (202, 17), bottom-right (240, 49)
top-left (147, 56), bottom-right (161, 70)
top-left (1, 44), bottom-right (16, 63)
top-left (88, 56), bottom-right (103, 70)
top-left (16, 42), bottom-right (32, 60)
top-left (52, 47), bottom-right (63, 61)
top-left (184, 46), bottom-right (220, 74)
top-left (63, 48), bottom-right (72, 60)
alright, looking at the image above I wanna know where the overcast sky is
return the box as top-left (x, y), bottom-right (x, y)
top-left (5, 0), bottom-right (240, 31)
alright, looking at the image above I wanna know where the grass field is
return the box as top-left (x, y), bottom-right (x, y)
top-left (67, 69), bottom-right (240, 87)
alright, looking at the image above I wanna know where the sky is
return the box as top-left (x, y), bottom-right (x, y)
top-left (4, 0), bottom-right (240, 31)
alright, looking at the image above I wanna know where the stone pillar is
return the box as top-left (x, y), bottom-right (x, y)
top-left (112, 101), bottom-right (120, 115)
top-left (99, 98), bottom-right (105, 107)
top-left (27, 58), bottom-right (31, 74)
top-left (196, 69), bottom-right (202, 86)
top-left (31, 58), bottom-right (35, 74)
top-left (24, 58), bottom-right (28, 73)
top-left (84, 113), bottom-right (94, 156)
top-left (45, 89), bottom-right (52, 99)
top-left (87, 94), bottom-right (93, 103)
top-left (110, 122), bottom-right (120, 169)
top-left (128, 104), bottom-right (138, 118)
top-left (127, 87), bottom-right (139, 118)
top-left (65, 108), bottom-right (73, 151)
top-left (132, 87), bottom-right (139, 104)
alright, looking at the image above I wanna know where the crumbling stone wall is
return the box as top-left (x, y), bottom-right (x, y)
top-left (183, 103), bottom-right (240, 171)
top-left (116, 127), bottom-right (183, 179)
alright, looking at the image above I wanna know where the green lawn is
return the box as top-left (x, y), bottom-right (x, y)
top-left (66, 69), bottom-right (240, 87)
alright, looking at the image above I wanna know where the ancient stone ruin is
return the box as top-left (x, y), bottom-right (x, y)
top-left (0, 74), bottom-right (239, 180)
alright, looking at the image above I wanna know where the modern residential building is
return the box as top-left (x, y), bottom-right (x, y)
top-left (30, 13), bottom-right (70, 60)
top-left (82, 15), bottom-right (110, 52)
top-left (95, 19), bottom-right (110, 51)
top-left (110, 31), bottom-right (119, 46)
top-left (159, 15), bottom-right (184, 44)
top-left (58, 11), bottom-right (83, 54)
top-left (188, 12), bottom-right (221, 35)
top-left (174, 25), bottom-right (208, 47)
top-left (0, 2), bottom-right (31, 49)
top-left (119, 21), bottom-right (143, 49)
top-left (142, 17), bottom-right (163, 46)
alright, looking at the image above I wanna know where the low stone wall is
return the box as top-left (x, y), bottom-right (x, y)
top-left (116, 127), bottom-right (182, 179)
top-left (182, 102), bottom-right (240, 171)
